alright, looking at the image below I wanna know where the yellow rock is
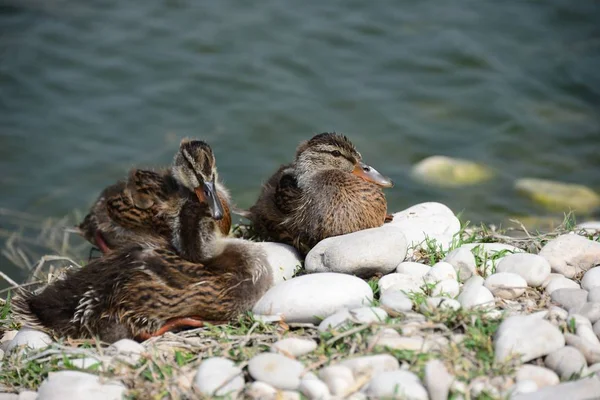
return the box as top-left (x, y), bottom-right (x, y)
top-left (412, 156), bottom-right (494, 187)
top-left (515, 178), bottom-right (600, 213)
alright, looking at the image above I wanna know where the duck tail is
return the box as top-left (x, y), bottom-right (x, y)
top-left (11, 289), bottom-right (47, 332)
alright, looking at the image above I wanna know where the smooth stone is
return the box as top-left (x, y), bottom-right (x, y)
top-left (588, 363), bottom-right (600, 374)
top-left (6, 328), bottom-right (52, 353)
top-left (0, 395), bottom-right (18, 400)
top-left (318, 309), bottom-right (352, 332)
top-left (443, 247), bottom-right (477, 281)
top-left (349, 307), bottom-right (388, 324)
top-left (510, 380), bottom-right (538, 396)
top-left (109, 339), bottom-right (144, 364)
top-left (484, 273), bottom-right (527, 300)
top-left (370, 335), bottom-right (447, 353)
top-left (494, 315), bottom-right (565, 363)
top-left (272, 338), bottom-right (318, 357)
top-left (431, 279), bottom-right (460, 298)
top-left (339, 355), bottom-right (400, 377)
top-left (18, 392), bottom-right (37, 400)
top-left (299, 376), bottom-right (331, 400)
top-left (542, 273), bottom-right (566, 289)
top-left (396, 262), bottom-right (431, 279)
top-left (0, 330), bottom-right (18, 351)
top-left (512, 375), bottom-right (600, 400)
top-left (545, 277), bottom-right (580, 295)
top-left (245, 381), bottom-right (277, 400)
top-left (194, 357), bottom-right (244, 398)
top-left (545, 346), bottom-right (587, 380)
top-left (66, 357), bottom-right (104, 370)
top-left (37, 371), bottom-right (124, 400)
top-left (280, 391), bottom-right (301, 400)
top-left (589, 287), bottom-right (600, 303)
top-left (424, 261), bottom-right (458, 283)
top-left (458, 285), bottom-right (494, 310)
top-left (577, 221), bottom-right (600, 234)
top-left (548, 306), bottom-right (569, 321)
top-left (515, 178), bottom-right (600, 213)
top-left (496, 253), bottom-right (551, 287)
top-left (420, 297), bottom-right (461, 313)
top-left (570, 314), bottom-right (600, 345)
top-left (551, 289), bottom-right (589, 311)
top-left (253, 273), bottom-right (373, 324)
top-left (539, 235), bottom-right (600, 278)
top-left (461, 243), bottom-right (523, 258)
top-left (564, 333), bottom-right (600, 365)
top-left (424, 359), bottom-right (452, 400)
top-left (305, 225), bottom-right (408, 277)
top-left (388, 202), bottom-right (461, 252)
top-left (380, 291), bottom-right (413, 315)
top-left (258, 242), bottom-right (302, 284)
top-left (594, 320), bottom-right (600, 338)
top-left (378, 273), bottom-right (423, 295)
top-left (569, 302), bottom-right (600, 324)
top-left (411, 155), bottom-right (493, 187)
top-left (366, 370), bottom-right (429, 400)
top-left (516, 365), bottom-right (559, 388)
top-left (582, 268), bottom-right (600, 291)
top-left (319, 366), bottom-right (354, 396)
top-left (248, 353), bottom-right (304, 390)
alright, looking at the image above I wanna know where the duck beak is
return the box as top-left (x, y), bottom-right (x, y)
top-left (352, 162), bottom-right (394, 188)
top-left (194, 180), bottom-right (224, 220)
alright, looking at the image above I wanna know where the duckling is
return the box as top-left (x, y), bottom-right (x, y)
top-left (77, 139), bottom-right (231, 254)
top-left (12, 192), bottom-right (272, 343)
top-left (244, 132), bottom-right (393, 254)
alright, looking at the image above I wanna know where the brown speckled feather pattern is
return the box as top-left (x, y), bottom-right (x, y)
top-left (12, 240), bottom-right (271, 342)
top-left (78, 168), bottom-right (231, 251)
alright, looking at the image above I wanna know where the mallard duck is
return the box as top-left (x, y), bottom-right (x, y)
top-left (244, 132), bottom-right (393, 254)
top-left (77, 139), bottom-right (231, 254)
top-left (12, 193), bottom-right (272, 343)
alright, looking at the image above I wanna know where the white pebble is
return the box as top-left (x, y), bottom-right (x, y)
top-left (551, 289), bottom-right (589, 311)
top-left (349, 307), bottom-right (388, 324)
top-left (6, 328), bottom-right (52, 353)
top-left (431, 279), bottom-right (460, 298)
top-left (589, 287), bottom-right (600, 303)
top-left (422, 297), bottom-right (461, 313)
top-left (248, 353), bottom-right (304, 390)
top-left (424, 261), bottom-right (458, 283)
top-left (272, 338), bottom-right (318, 357)
top-left (366, 370), bottom-right (428, 400)
top-left (494, 315), bottom-right (565, 363)
top-left (305, 225), bottom-right (408, 276)
top-left (396, 262), bottom-right (431, 279)
top-left (194, 357), bottom-right (244, 397)
top-left (569, 302), bottom-right (600, 324)
top-left (484, 273), bottom-right (527, 300)
top-left (339, 355), bottom-right (400, 377)
top-left (510, 380), bottom-right (538, 396)
top-left (511, 375), bottom-right (600, 400)
top-left (544, 346), bottom-right (587, 380)
top-left (582, 267), bottom-right (600, 291)
top-left (109, 339), bottom-right (144, 364)
top-left (424, 359), bottom-right (453, 400)
top-left (496, 253), bottom-right (551, 287)
top-left (571, 314), bottom-right (600, 346)
top-left (245, 381), bottom-right (277, 400)
top-left (18, 391), bottom-right (37, 400)
top-left (252, 273), bottom-right (373, 324)
top-left (564, 333), bottom-right (600, 365)
top-left (299, 376), bottom-right (331, 400)
top-left (37, 371), bottom-right (124, 400)
top-left (443, 247), bottom-right (477, 281)
top-left (458, 277), bottom-right (494, 309)
top-left (545, 277), bottom-right (580, 295)
top-left (258, 242), bottom-right (302, 284)
top-left (319, 365), bottom-right (354, 396)
top-left (318, 309), bottom-right (352, 332)
top-left (539, 234), bottom-right (600, 278)
top-left (380, 291), bottom-right (413, 315)
top-left (378, 273), bottom-right (422, 295)
top-left (515, 364), bottom-right (559, 388)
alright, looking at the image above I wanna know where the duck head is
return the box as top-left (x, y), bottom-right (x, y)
top-left (294, 132), bottom-right (393, 188)
top-left (171, 139), bottom-right (224, 220)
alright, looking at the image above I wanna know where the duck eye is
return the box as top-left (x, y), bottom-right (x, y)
top-left (331, 150), bottom-right (342, 157)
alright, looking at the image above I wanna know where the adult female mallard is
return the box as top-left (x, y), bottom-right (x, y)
top-left (77, 139), bottom-right (231, 253)
top-left (244, 132), bottom-right (393, 254)
top-left (12, 190), bottom-right (272, 343)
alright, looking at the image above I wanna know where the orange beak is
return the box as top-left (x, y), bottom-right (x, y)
top-left (352, 162), bottom-right (394, 188)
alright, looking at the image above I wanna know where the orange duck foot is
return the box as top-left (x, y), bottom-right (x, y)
top-left (94, 231), bottom-right (112, 254)
top-left (135, 317), bottom-right (228, 341)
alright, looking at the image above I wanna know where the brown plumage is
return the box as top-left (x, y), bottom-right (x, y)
top-left (77, 139), bottom-right (232, 253)
top-left (245, 132), bottom-right (394, 254)
top-left (12, 195), bottom-right (272, 343)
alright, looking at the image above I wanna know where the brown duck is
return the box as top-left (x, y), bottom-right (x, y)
top-left (12, 190), bottom-right (272, 343)
top-left (77, 139), bottom-right (231, 253)
top-left (244, 132), bottom-right (393, 254)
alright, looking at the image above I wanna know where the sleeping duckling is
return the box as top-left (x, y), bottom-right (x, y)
top-left (78, 139), bottom-right (231, 253)
top-left (244, 132), bottom-right (393, 254)
top-left (12, 191), bottom-right (272, 343)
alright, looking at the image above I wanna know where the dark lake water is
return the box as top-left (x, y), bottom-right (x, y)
top-left (1, 0), bottom-right (599, 283)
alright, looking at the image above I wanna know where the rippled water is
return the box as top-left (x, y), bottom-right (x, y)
top-left (1, 0), bottom-right (599, 281)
